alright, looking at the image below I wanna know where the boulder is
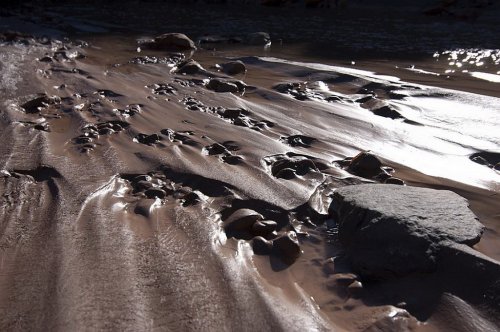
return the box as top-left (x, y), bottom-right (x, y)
top-left (149, 33), bottom-right (196, 51)
top-left (330, 184), bottom-right (484, 278)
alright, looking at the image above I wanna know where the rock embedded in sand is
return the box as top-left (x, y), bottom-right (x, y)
top-left (218, 60), bottom-right (246, 75)
top-left (252, 236), bottom-right (273, 255)
top-left (251, 220), bottom-right (278, 237)
top-left (346, 151), bottom-right (383, 178)
top-left (330, 184), bottom-right (484, 278)
top-left (206, 79), bottom-right (239, 93)
top-left (224, 209), bottom-right (263, 238)
top-left (144, 188), bottom-right (166, 199)
top-left (371, 105), bottom-right (404, 120)
top-left (149, 33), bottom-right (196, 51)
top-left (175, 60), bottom-right (205, 75)
top-left (272, 231), bottom-right (301, 265)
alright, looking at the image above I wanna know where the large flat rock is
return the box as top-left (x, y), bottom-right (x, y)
top-left (330, 184), bottom-right (484, 278)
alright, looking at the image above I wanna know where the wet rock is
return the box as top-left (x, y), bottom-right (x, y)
top-left (272, 231), bottom-right (301, 265)
top-left (176, 60), bottom-right (205, 75)
top-left (224, 208), bottom-right (263, 238)
top-left (270, 155), bottom-right (319, 179)
top-left (34, 123), bottom-right (50, 132)
top-left (330, 184), bottom-right (484, 278)
top-left (182, 192), bottom-right (200, 206)
top-left (251, 220), bottom-right (278, 237)
top-left (371, 105), bottom-right (404, 119)
top-left (144, 188), bottom-right (166, 199)
top-left (252, 236), bottom-right (273, 255)
top-left (206, 79), bottom-right (239, 93)
top-left (149, 33), bottom-right (196, 51)
top-left (136, 133), bottom-right (161, 145)
top-left (221, 154), bottom-right (243, 165)
top-left (275, 168), bottom-right (296, 179)
top-left (135, 180), bottom-right (153, 192)
top-left (204, 143), bottom-right (228, 155)
top-left (347, 151), bottom-right (383, 178)
top-left (20, 94), bottom-right (60, 114)
top-left (245, 32), bottom-right (271, 45)
top-left (280, 135), bottom-right (316, 147)
top-left (218, 60), bottom-right (246, 75)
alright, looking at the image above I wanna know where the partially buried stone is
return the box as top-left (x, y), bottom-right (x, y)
top-left (330, 184), bottom-right (484, 278)
top-left (371, 105), bottom-right (404, 119)
top-left (347, 151), bottom-right (383, 178)
top-left (252, 236), bottom-right (273, 255)
top-left (144, 188), bottom-right (166, 199)
top-left (219, 60), bottom-right (246, 75)
top-left (150, 33), bottom-right (196, 51)
top-left (176, 60), bottom-right (205, 75)
top-left (251, 220), bottom-right (278, 237)
top-left (273, 231), bottom-right (301, 265)
top-left (224, 208), bottom-right (263, 235)
top-left (206, 79), bottom-right (239, 93)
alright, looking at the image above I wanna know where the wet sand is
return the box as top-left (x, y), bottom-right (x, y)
top-left (1, 3), bottom-right (500, 331)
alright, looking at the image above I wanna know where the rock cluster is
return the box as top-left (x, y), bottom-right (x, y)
top-left (223, 208), bottom-right (301, 265)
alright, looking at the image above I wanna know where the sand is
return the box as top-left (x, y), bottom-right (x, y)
top-left (1, 2), bottom-right (500, 331)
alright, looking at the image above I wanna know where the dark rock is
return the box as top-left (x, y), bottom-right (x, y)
top-left (206, 79), bottom-right (239, 93)
top-left (219, 60), bottom-right (246, 75)
top-left (385, 177), bottom-right (405, 185)
top-left (34, 123), bottom-right (50, 132)
top-left (495, 163), bottom-right (500, 171)
top-left (182, 192), bottom-right (200, 206)
top-left (98, 128), bottom-right (115, 135)
top-left (176, 60), bottom-right (205, 75)
top-left (135, 180), bottom-right (153, 192)
top-left (149, 33), bottom-right (196, 51)
top-left (371, 105), bottom-right (404, 119)
top-left (272, 231), bottom-right (301, 265)
top-left (224, 208), bottom-right (263, 238)
top-left (136, 133), bottom-right (161, 145)
top-left (251, 220), bottom-right (278, 237)
top-left (280, 135), bottom-right (316, 147)
top-left (347, 151), bottom-right (383, 178)
top-left (204, 143), bottom-right (228, 155)
top-left (20, 94), bottom-right (59, 114)
top-left (252, 236), bottom-right (273, 255)
top-left (276, 168), bottom-right (296, 179)
top-left (221, 154), bottom-right (243, 165)
top-left (144, 188), bottom-right (166, 199)
top-left (330, 184), bottom-right (484, 278)
top-left (245, 32), bottom-right (271, 45)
